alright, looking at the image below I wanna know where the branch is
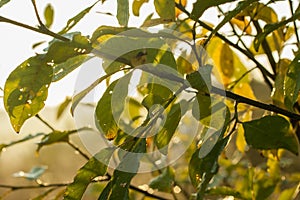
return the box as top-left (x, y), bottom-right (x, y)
top-left (31, 0), bottom-right (45, 28)
top-left (288, 0), bottom-right (300, 48)
top-left (0, 183), bottom-right (68, 190)
top-left (35, 114), bottom-right (55, 132)
top-left (174, 2), bottom-right (275, 89)
top-left (211, 86), bottom-right (300, 121)
top-left (0, 16), bottom-right (69, 42)
top-left (66, 140), bottom-right (90, 160)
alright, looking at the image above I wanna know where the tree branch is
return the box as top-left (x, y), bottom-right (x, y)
top-left (211, 86), bottom-right (300, 121)
top-left (0, 16), bottom-right (69, 42)
top-left (174, 2), bottom-right (275, 89)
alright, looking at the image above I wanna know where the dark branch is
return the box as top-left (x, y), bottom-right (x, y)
top-left (211, 86), bottom-right (300, 121)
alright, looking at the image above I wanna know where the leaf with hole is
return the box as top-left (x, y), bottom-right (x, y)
top-left (4, 55), bottom-right (53, 133)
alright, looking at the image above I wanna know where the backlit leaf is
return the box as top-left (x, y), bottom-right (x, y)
top-left (98, 140), bottom-right (146, 200)
top-left (132, 0), bottom-right (149, 16)
top-left (283, 53), bottom-right (300, 111)
top-left (149, 167), bottom-right (175, 192)
top-left (272, 59), bottom-right (291, 108)
top-left (64, 147), bottom-right (115, 200)
top-left (243, 115), bottom-right (299, 155)
top-left (37, 130), bottom-right (77, 152)
top-left (0, 0), bottom-right (10, 8)
top-left (4, 55), bottom-right (53, 133)
top-left (95, 75), bottom-right (131, 139)
top-left (189, 134), bottom-right (229, 198)
top-left (56, 97), bottom-right (72, 119)
top-left (154, 0), bottom-right (175, 20)
top-left (44, 4), bottom-right (54, 28)
top-left (53, 54), bottom-right (92, 82)
top-left (254, 12), bottom-right (300, 51)
top-left (117, 0), bottom-right (129, 27)
top-left (59, 1), bottom-right (100, 34)
top-left (155, 103), bottom-right (181, 155)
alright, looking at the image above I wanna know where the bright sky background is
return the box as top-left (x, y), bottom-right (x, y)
top-left (0, 0), bottom-right (292, 109)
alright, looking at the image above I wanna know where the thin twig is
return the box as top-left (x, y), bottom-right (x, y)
top-left (289, 0), bottom-right (300, 48)
top-left (174, 2), bottom-right (275, 89)
top-left (35, 114), bottom-right (55, 132)
top-left (211, 86), bottom-right (300, 121)
top-left (0, 183), bottom-right (68, 190)
top-left (0, 16), bottom-right (69, 42)
top-left (31, 0), bottom-right (45, 27)
top-left (227, 67), bottom-right (257, 90)
top-left (66, 140), bottom-right (90, 160)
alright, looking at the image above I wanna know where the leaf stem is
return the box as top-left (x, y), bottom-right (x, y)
top-left (66, 140), bottom-right (90, 160)
top-left (31, 0), bottom-right (45, 28)
top-left (35, 114), bottom-right (55, 131)
top-left (0, 16), bottom-right (69, 42)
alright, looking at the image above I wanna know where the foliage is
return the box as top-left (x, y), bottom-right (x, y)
top-left (1, 0), bottom-right (300, 200)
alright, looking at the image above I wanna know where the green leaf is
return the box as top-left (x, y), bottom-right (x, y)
top-left (239, 2), bottom-right (278, 24)
top-left (283, 53), bottom-right (300, 111)
top-left (149, 167), bottom-right (175, 192)
top-left (46, 33), bottom-right (91, 64)
top-left (190, 0), bottom-right (235, 20)
top-left (91, 26), bottom-right (131, 43)
top-left (13, 166), bottom-right (47, 180)
top-left (117, 0), bottom-right (129, 27)
top-left (253, 170), bottom-right (278, 200)
top-left (155, 103), bottom-right (181, 155)
top-left (59, 1), bottom-right (100, 34)
top-left (56, 96), bottom-right (72, 119)
top-left (132, 0), bottom-right (149, 16)
top-left (278, 186), bottom-right (299, 200)
top-left (205, 0), bottom-right (257, 42)
top-left (254, 12), bottom-right (300, 51)
top-left (4, 55), bottom-right (53, 133)
top-left (205, 187), bottom-right (244, 199)
top-left (64, 147), bottom-right (115, 200)
top-left (52, 54), bottom-right (92, 82)
top-left (95, 76), bottom-right (131, 139)
top-left (0, 0), bottom-right (10, 8)
top-left (154, 0), bottom-right (175, 20)
top-left (36, 129), bottom-right (81, 152)
top-left (98, 140), bottom-right (146, 200)
top-left (189, 134), bottom-right (229, 199)
top-left (243, 115), bottom-right (299, 155)
top-left (44, 4), bottom-right (54, 28)
top-left (186, 64), bottom-right (212, 93)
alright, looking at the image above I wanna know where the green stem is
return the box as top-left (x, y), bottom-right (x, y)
top-left (0, 16), bottom-right (69, 42)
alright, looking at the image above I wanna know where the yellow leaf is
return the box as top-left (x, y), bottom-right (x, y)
top-left (236, 111), bottom-right (252, 153)
top-left (230, 17), bottom-right (252, 34)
